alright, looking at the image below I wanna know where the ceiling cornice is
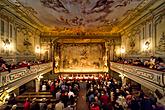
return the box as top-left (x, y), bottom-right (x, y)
top-left (117, 0), bottom-right (165, 33)
top-left (40, 31), bottom-right (121, 39)
top-left (0, 0), bottom-right (45, 31)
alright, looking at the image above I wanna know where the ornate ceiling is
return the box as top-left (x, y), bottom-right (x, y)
top-left (8, 0), bottom-right (150, 33)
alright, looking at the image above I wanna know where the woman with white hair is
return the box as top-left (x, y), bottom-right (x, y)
top-left (11, 104), bottom-right (17, 110)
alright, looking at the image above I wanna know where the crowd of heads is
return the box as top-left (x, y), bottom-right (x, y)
top-left (86, 77), bottom-right (161, 110)
top-left (5, 79), bottom-right (79, 110)
top-left (0, 57), bottom-right (49, 73)
top-left (116, 56), bottom-right (165, 71)
top-left (3, 76), bottom-right (165, 110)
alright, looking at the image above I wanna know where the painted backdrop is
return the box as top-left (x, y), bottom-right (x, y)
top-left (59, 43), bottom-right (107, 72)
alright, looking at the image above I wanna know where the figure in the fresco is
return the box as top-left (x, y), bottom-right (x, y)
top-left (63, 56), bottom-right (68, 69)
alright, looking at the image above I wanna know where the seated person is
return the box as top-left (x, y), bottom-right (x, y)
top-left (149, 56), bottom-right (156, 68)
top-left (156, 57), bottom-right (163, 63)
top-left (144, 60), bottom-right (150, 67)
top-left (128, 59), bottom-right (133, 64)
top-left (156, 62), bottom-right (165, 71)
top-left (0, 57), bottom-right (6, 64)
top-left (116, 57), bottom-right (123, 63)
top-left (21, 60), bottom-right (28, 67)
top-left (124, 59), bottom-right (128, 64)
top-left (1, 63), bottom-right (8, 71)
top-left (10, 63), bottom-right (16, 69)
top-left (133, 57), bottom-right (142, 66)
top-left (90, 103), bottom-right (100, 110)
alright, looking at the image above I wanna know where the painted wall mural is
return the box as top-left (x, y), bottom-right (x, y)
top-left (59, 43), bottom-right (107, 72)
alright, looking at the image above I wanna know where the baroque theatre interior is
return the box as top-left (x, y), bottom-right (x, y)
top-left (0, 0), bottom-right (165, 109)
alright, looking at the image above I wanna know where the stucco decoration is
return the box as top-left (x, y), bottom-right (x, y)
top-left (126, 28), bottom-right (141, 55)
top-left (129, 36), bottom-right (135, 49)
top-left (156, 32), bottom-right (165, 53)
top-left (154, 13), bottom-right (165, 55)
top-left (59, 43), bottom-right (106, 72)
top-left (23, 38), bottom-right (32, 48)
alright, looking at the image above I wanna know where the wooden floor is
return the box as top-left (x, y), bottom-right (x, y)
top-left (77, 82), bottom-right (89, 110)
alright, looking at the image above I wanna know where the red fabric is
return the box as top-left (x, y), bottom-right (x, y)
top-left (100, 95), bottom-right (109, 106)
top-left (23, 101), bottom-right (30, 110)
top-left (90, 106), bottom-right (100, 110)
top-left (126, 94), bottom-right (132, 104)
top-left (50, 85), bottom-right (55, 92)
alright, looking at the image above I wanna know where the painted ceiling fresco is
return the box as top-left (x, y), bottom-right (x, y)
top-left (11, 0), bottom-right (144, 32)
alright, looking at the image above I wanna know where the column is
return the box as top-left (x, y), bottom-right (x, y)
top-left (12, 88), bottom-right (19, 96)
top-left (121, 76), bottom-right (127, 87)
top-left (53, 42), bottom-right (58, 74)
top-left (110, 45), bottom-right (115, 61)
top-left (49, 42), bottom-right (53, 61)
top-left (105, 42), bottom-right (110, 73)
top-left (35, 78), bottom-right (40, 92)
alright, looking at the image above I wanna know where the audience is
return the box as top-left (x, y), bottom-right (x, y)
top-left (85, 77), bottom-right (161, 110)
top-left (30, 98), bottom-right (40, 110)
top-left (56, 90), bottom-right (62, 100)
top-left (115, 56), bottom-right (165, 71)
top-left (2, 77), bottom-right (164, 110)
top-left (41, 83), bottom-right (47, 92)
top-left (39, 98), bottom-right (47, 110)
top-left (7, 93), bottom-right (16, 105)
top-left (90, 103), bottom-right (100, 110)
top-left (55, 100), bottom-right (64, 110)
top-left (0, 57), bottom-right (49, 73)
top-left (11, 104), bottom-right (17, 110)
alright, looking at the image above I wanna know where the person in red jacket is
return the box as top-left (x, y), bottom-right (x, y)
top-left (50, 82), bottom-right (55, 97)
top-left (23, 98), bottom-right (30, 110)
top-left (90, 103), bottom-right (100, 110)
top-left (100, 91), bottom-right (109, 110)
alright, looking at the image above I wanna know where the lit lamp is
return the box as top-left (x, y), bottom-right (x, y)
top-left (35, 46), bottom-right (41, 57)
top-left (120, 47), bottom-right (125, 58)
top-left (35, 46), bottom-right (40, 53)
top-left (120, 47), bottom-right (125, 76)
top-left (143, 41), bottom-right (150, 51)
top-left (121, 47), bottom-right (125, 54)
top-left (3, 39), bottom-right (11, 55)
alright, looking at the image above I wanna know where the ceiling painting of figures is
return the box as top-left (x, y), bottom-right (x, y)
top-left (9, 0), bottom-right (148, 32)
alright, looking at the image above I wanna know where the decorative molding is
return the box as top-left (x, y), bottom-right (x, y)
top-left (1, 0), bottom-right (43, 31)
top-left (0, 62), bottom-right (52, 87)
top-left (119, 0), bottom-right (164, 33)
top-left (156, 32), bottom-right (165, 52)
top-left (154, 15), bottom-right (163, 25)
top-left (110, 62), bottom-right (165, 95)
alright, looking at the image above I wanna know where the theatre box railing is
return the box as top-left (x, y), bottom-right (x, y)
top-left (110, 62), bottom-right (165, 95)
top-left (0, 62), bottom-right (53, 92)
